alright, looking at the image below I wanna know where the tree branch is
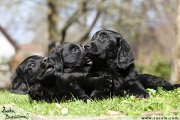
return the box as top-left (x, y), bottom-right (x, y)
top-left (47, 0), bottom-right (59, 53)
top-left (78, 10), bottom-right (102, 43)
top-left (78, 0), bottom-right (104, 43)
top-left (60, 0), bottom-right (88, 43)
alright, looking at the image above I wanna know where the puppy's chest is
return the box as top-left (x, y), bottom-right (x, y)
top-left (64, 66), bottom-right (89, 73)
top-left (91, 68), bottom-right (114, 79)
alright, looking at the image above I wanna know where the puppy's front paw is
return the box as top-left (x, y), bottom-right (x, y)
top-left (102, 76), bottom-right (113, 92)
top-left (29, 91), bottom-right (43, 100)
top-left (137, 91), bottom-right (149, 98)
top-left (82, 95), bottom-right (90, 103)
top-left (28, 84), bottom-right (44, 100)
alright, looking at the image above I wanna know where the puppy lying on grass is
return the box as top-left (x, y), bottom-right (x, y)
top-left (11, 30), bottom-right (179, 102)
top-left (49, 42), bottom-right (112, 101)
top-left (11, 43), bottom-right (111, 102)
top-left (11, 55), bottom-right (56, 102)
top-left (84, 30), bottom-right (180, 98)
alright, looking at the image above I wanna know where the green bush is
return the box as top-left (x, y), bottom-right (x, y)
top-left (136, 53), bottom-right (171, 80)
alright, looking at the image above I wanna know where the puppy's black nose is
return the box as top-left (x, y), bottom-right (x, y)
top-left (43, 57), bottom-right (49, 63)
top-left (84, 44), bottom-right (91, 50)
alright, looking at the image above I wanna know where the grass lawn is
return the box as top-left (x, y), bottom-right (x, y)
top-left (0, 88), bottom-right (180, 118)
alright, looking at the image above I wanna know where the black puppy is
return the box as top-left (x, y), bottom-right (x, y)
top-left (11, 54), bottom-right (86, 102)
top-left (84, 30), bottom-right (180, 98)
top-left (11, 54), bottom-right (89, 102)
top-left (49, 42), bottom-right (111, 100)
top-left (12, 43), bottom-right (110, 102)
top-left (11, 55), bottom-right (56, 101)
top-left (84, 30), bottom-right (148, 98)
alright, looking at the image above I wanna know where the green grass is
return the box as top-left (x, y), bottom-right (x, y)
top-left (0, 88), bottom-right (180, 117)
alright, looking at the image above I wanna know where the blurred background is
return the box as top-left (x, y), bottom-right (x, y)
top-left (0, 0), bottom-right (180, 89)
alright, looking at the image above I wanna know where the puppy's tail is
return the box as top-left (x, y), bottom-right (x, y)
top-left (139, 74), bottom-right (180, 91)
top-left (171, 84), bottom-right (180, 90)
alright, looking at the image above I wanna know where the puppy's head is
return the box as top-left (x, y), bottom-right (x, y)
top-left (50, 42), bottom-right (89, 71)
top-left (84, 30), bottom-right (134, 69)
top-left (11, 55), bottom-right (55, 94)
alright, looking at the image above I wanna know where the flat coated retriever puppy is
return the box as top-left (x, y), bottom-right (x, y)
top-left (84, 30), bottom-right (180, 98)
top-left (49, 42), bottom-right (111, 100)
top-left (11, 55), bottom-right (56, 101)
top-left (12, 42), bottom-right (111, 102)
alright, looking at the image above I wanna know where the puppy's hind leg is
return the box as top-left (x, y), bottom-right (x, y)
top-left (125, 79), bottom-right (150, 98)
top-left (139, 74), bottom-right (180, 90)
top-left (172, 84), bottom-right (180, 90)
top-left (69, 81), bottom-right (89, 102)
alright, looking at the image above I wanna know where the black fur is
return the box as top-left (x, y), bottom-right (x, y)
top-left (85, 30), bottom-right (144, 98)
top-left (139, 74), bottom-right (180, 90)
top-left (18, 43), bottom-right (111, 102)
top-left (49, 42), bottom-right (112, 101)
top-left (11, 55), bottom-right (56, 102)
top-left (12, 30), bottom-right (180, 102)
top-left (85, 30), bottom-right (180, 98)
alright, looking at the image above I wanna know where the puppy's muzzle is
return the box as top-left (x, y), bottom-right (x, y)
top-left (84, 44), bottom-right (91, 50)
top-left (42, 57), bottom-right (54, 69)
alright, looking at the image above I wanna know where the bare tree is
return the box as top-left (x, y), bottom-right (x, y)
top-left (47, 0), bottom-right (103, 53)
top-left (60, 0), bottom-right (88, 44)
top-left (47, 0), bottom-right (59, 53)
top-left (171, 0), bottom-right (180, 83)
top-left (78, 0), bottom-right (103, 43)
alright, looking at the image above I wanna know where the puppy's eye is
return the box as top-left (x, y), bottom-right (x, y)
top-left (72, 47), bottom-right (79, 53)
top-left (29, 63), bottom-right (35, 67)
top-left (100, 34), bottom-right (108, 40)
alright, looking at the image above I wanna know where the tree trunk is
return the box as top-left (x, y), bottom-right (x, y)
top-left (171, 0), bottom-right (180, 83)
top-left (47, 0), bottom-right (59, 54)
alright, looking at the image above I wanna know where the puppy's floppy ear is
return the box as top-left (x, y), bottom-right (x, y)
top-left (11, 67), bottom-right (29, 94)
top-left (53, 46), bottom-right (64, 72)
top-left (57, 48), bottom-right (64, 72)
top-left (116, 37), bottom-right (135, 69)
